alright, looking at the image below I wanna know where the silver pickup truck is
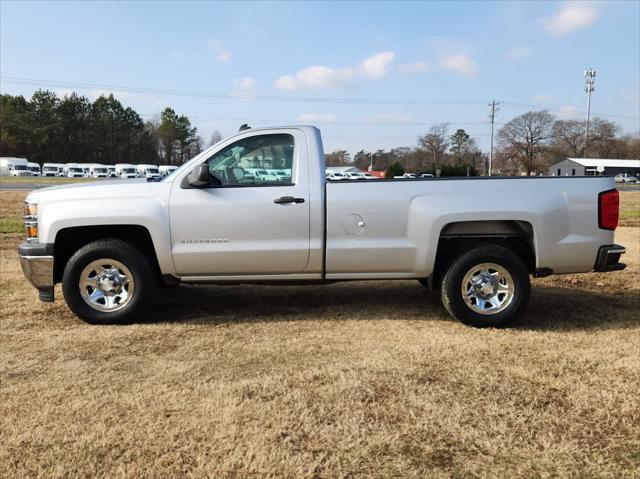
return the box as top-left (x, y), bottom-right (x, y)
top-left (19, 126), bottom-right (626, 327)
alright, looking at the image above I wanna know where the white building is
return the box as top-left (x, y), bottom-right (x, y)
top-left (549, 158), bottom-right (640, 177)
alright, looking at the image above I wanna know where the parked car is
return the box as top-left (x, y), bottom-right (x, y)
top-left (27, 162), bottom-right (41, 177)
top-left (42, 163), bottom-right (64, 177)
top-left (615, 174), bottom-right (638, 184)
top-left (0, 157), bottom-right (31, 176)
top-left (136, 164), bottom-right (161, 179)
top-left (325, 170), bottom-right (348, 180)
top-left (115, 164), bottom-right (139, 179)
top-left (107, 166), bottom-right (117, 178)
top-left (19, 126), bottom-right (626, 328)
top-left (394, 173), bottom-right (417, 179)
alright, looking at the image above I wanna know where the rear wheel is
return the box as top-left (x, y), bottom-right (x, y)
top-left (62, 239), bottom-right (156, 324)
top-left (440, 244), bottom-right (530, 327)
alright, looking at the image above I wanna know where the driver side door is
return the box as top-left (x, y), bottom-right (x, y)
top-left (169, 129), bottom-right (311, 277)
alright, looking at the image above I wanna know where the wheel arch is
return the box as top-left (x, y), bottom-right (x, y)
top-left (429, 220), bottom-right (537, 290)
top-left (53, 225), bottom-right (162, 284)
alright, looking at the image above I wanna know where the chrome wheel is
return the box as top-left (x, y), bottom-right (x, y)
top-left (461, 262), bottom-right (514, 315)
top-left (79, 258), bottom-right (135, 312)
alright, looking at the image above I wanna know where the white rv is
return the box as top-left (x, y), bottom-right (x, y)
top-left (115, 164), bottom-right (138, 179)
top-left (88, 164), bottom-right (109, 178)
top-left (42, 163), bottom-right (64, 177)
top-left (27, 162), bottom-right (41, 176)
top-left (136, 164), bottom-right (160, 178)
top-left (64, 163), bottom-right (85, 178)
top-left (107, 166), bottom-right (117, 178)
top-left (0, 157), bottom-right (31, 176)
top-left (159, 165), bottom-right (178, 177)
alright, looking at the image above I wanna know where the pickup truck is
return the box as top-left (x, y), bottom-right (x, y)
top-left (18, 126), bottom-right (626, 327)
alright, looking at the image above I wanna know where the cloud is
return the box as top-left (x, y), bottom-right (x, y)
top-left (274, 51), bottom-right (395, 91)
top-left (541, 2), bottom-right (599, 37)
top-left (360, 51), bottom-right (395, 78)
top-left (297, 113), bottom-right (336, 123)
top-left (440, 53), bottom-right (478, 76)
top-left (208, 39), bottom-right (231, 62)
top-left (397, 61), bottom-right (429, 74)
top-left (505, 45), bottom-right (530, 61)
top-left (533, 94), bottom-right (552, 104)
top-left (233, 77), bottom-right (256, 89)
top-left (559, 105), bottom-right (578, 117)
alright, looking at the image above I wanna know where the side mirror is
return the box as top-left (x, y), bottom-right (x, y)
top-left (188, 164), bottom-right (210, 187)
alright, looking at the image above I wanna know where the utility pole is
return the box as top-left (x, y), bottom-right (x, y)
top-left (369, 152), bottom-right (374, 172)
top-left (488, 100), bottom-right (499, 176)
top-left (584, 68), bottom-right (596, 158)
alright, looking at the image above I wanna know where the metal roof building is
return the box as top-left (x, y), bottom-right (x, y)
top-left (549, 158), bottom-right (640, 177)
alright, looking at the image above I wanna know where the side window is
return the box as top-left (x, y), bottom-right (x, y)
top-left (205, 133), bottom-right (294, 186)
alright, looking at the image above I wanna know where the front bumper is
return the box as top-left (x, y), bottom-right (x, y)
top-left (18, 242), bottom-right (55, 302)
top-left (594, 244), bottom-right (626, 272)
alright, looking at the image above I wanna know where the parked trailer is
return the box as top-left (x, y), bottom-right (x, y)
top-left (115, 164), bottom-right (138, 179)
top-left (0, 157), bottom-right (31, 176)
top-left (27, 162), bottom-right (41, 176)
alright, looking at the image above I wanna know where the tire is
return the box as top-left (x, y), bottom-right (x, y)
top-left (62, 239), bottom-right (157, 324)
top-left (440, 244), bottom-right (530, 328)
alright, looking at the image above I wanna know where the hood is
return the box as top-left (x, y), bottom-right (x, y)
top-left (26, 178), bottom-right (171, 204)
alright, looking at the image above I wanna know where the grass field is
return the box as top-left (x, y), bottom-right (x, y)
top-left (1, 190), bottom-right (639, 478)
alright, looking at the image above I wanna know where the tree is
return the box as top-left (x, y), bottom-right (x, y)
top-left (385, 161), bottom-right (405, 178)
top-left (497, 111), bottom-right (555, 175)
top-left (589, 118), bottom-right (621, 158)
top-left (418, 123), bottom-right (449, 170)
top-left (325, 150), bottom-right (350, 166)
top-left (208, 130), bottom-right (223, 147)
top-left (551, 119), bottom-right (586, 158)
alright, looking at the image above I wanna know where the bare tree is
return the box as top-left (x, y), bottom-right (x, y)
top-left (589, 118), bottom-right (621, 158)
top-left (551, 119), bottom-right (586, 157)
top-left (497, 111), bottom-right (555, 175)
top-left (418, 123), bottom-right (449, 170)
top-left (208, 130), bottom-right (223, 147)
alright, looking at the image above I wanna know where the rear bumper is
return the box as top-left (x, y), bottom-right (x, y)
top-left (594, 244), bottom-right (626, 272)
top-left (18, 242), bottom-right (55, 302)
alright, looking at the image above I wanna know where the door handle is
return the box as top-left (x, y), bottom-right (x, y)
top-left (274, 196), bottom-right (305, 204)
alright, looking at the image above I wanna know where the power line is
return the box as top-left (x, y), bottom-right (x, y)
top-left (0, 76), bottom-right (488, 107)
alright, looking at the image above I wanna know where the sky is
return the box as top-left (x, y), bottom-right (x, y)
top-left (1, 0), bottom-right (639, 155)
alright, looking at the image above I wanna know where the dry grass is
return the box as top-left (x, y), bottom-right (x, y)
top-left (1, 190), bottom-right (639, 478)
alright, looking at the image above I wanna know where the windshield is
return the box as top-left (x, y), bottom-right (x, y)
top-left (333, 172), bottom-right (345, 177)
top-left (123, 168), bottom-right (135, 174)
top-left (147, 168), bottom-right (159, 174)
top-left (43, 166), bottom-right (57, 171)
top-left (29, 166), bottom-right (39, 170)
top-left (13, 165), bottom-right (27, 170)
top-left (95, 168), bottom-right (107, 173)
top-left (70, 167), bottom-right (82, 172)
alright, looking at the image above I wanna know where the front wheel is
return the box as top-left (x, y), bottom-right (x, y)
top-left (62, 239), bottom-right (157, 324)
top-left (441, 244), bottom-right (530, 327)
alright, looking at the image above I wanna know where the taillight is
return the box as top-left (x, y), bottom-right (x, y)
top-left (598, 189), bottom-right (619, 230)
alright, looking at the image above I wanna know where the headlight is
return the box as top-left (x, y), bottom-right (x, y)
top-left (24, 201), bottom-right (38, 242)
